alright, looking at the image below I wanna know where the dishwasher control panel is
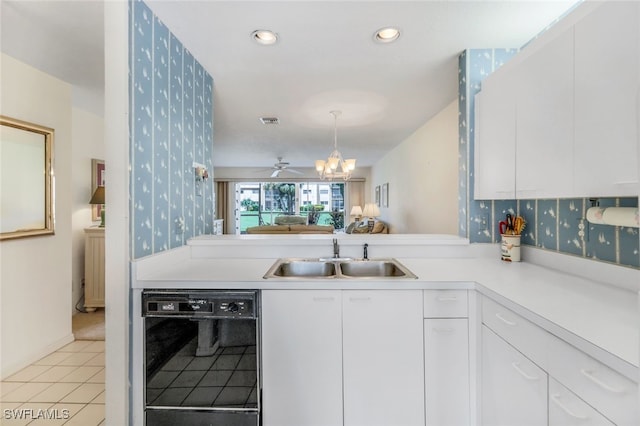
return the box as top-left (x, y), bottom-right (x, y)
top-left (142, 290), bottom-right (257, 319)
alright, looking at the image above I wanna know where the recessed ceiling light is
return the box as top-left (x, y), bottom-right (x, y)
top-left (251, 30), bottom-right (278, 45)
top-left (374, 27), bottom-right (400, 43)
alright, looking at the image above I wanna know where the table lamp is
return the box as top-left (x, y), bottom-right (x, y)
top-left (350, 205), bottom-right (363, 223)
top-left (362, 203), bottom-right (380, 232)
top-left (90, 186), bottom-right (105, 227)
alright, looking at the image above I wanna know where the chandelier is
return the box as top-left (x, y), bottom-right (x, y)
top-left (315, 110), bottom-right (356, 181)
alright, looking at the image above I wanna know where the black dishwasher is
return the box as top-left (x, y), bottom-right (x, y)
top-left (142, 290), bottom-right (260, 426)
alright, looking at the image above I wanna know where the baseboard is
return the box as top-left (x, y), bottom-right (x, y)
top-left (1, 333), bottom-right (75, 380)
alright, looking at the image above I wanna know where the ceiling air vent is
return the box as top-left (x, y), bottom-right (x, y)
top-left (260, 117), bottom-right (280, 125)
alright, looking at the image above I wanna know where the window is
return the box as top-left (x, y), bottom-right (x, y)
top-left (235, 181), bottom-right (346, 234)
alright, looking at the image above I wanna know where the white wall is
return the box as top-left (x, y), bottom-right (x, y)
top-left (71, 108), bottom-right (104, 315)
top-left (0, 53), bottom-right (74, 378)
top-left (370, 100), bottom-right (458, 234)
top-left (104, 1), bottom-right (131, 422)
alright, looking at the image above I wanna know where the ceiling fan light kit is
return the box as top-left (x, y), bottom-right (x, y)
top-left (315, 110), bottom-right (356, 181)
top-left (266, 157), bottom-right (303, 178)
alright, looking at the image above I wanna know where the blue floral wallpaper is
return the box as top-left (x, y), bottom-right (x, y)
top-left (130, 0), bottom-right (214, 259)
top-left (459, 49), bottom-right (639, 269)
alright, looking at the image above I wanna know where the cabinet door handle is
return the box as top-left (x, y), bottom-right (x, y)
top-left (580, 369), bottom-right (626, 394)
top-left (436, 296), bottom-right (458, 302)
top-left (495, 313), bottom-right (517, 326)
top-left (312, 297), bottom-right (335, 302)
top-left (511, 362), bottom-right (539, 381)
top-left (550, 394), bottom-right (589, 420)
top-left (432, 327), bottom-right (455, 333)
top-left (348, 296), bottom-right (372, 303)
top-left (613, 180), bottom-right (638, 185)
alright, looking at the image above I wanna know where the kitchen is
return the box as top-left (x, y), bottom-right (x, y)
top-left (126, 1), bottom-right (638, 424)
top-left (1, 0), bottom-right (638, 425)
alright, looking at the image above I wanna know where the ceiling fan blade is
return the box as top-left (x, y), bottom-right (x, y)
top-left (270, 169), bottom-right (281, 178)
top-left (286, 168), bottom-right (304, 175)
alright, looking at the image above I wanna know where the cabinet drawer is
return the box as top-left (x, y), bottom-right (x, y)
top-left (549, 377), bottom-right (614, 426)
top-left (481, 296), bottom-right (550, 371)
top-left (548, 336), bottom-right (639, 426)
top-left (481, 326), bottom-right (548, 426)
top-left (424, 290), bottom-right (468, 318)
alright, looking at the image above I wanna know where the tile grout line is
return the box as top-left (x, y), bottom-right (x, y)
top-left (1, 342), bottom-right (105, 426)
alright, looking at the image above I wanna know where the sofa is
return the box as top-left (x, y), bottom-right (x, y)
top-left (345, 220), bottom-right (389, 234)
top-left (245, 224), bottom-right (335, 234)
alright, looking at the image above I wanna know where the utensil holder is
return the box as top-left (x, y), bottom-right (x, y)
top-left (501, 234), bottom-right (521, 262)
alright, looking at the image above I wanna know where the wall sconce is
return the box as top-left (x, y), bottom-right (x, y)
top-left (194, 163), bottom-right (209, 197)
top-left (195, 166), bottom-right (209, 182)
top-left (89, 186), bottom-right (105, 227)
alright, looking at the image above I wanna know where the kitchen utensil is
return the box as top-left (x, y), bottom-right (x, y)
top-left (499, 220), bottom-right (508, 235)
top-left (513, 216), bottom-right (526, 235)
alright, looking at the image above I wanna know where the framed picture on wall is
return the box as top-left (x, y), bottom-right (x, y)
top-left (91, 159), bottom-right (105, 221)
top-left (382, 183), bottom-right (389, 208)
top-left (375, 185), bottom-right (380, 207)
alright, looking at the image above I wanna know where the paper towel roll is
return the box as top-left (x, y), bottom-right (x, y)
top-left (587, 207), bottom-right (639, 228)
top-left (601, 207), bottom-right (639, 228)
top-left (586, 207), bottom-right (606, 225)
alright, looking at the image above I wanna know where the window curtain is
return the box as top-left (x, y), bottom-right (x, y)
top-left (215, 181), bottom-right (231, 234)
top-left (346, 180), bottom-right (365, 220)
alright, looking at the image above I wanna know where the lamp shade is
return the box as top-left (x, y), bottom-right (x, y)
top-left (350, 205), bottom-right (363, 217)
top-left (89, 186), bottom-right (105, 205)
top-left (362, 203), bottom-right (380, 218)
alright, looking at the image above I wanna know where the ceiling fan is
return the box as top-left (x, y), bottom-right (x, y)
top-left (265, 157), bottom-right (304, 178)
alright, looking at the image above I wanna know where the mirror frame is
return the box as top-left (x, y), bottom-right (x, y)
top-left (0, 115), bottom-right (54, 241)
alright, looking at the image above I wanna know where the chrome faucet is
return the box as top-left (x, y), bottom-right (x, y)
top-left (333, 238), bottom-right (340, 258)
top-left (363, 243), bottom-right (369, 260)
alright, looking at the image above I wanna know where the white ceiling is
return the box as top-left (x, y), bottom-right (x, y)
top-left (1, 0), bottom-right (577, 169)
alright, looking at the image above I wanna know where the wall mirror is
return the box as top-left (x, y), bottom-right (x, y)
top-left (0, 115), bottom-right (54, 240)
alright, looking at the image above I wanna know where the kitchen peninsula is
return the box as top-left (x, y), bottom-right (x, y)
top-left (131, 234), bottom-right (639, 426)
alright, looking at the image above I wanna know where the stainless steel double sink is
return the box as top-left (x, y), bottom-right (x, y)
top-left (263, 258), bottom-right (417, 279)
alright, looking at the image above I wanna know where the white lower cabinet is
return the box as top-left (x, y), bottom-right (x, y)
top-left (480, 295), bottom-right (636, 426)
top-left (547, 332), bottom-right (639, 426)
top-left (481, 325), bottom-right (548, 426)
top-left (343, 290), bottom-right (425, 426)
top-left (261, 289), bottom-right (424, 426)
top-left (549, 378), bottom-right (615, 426)
top-left (424, 318), bottom-right (470, 426)
top-left (261, 290), bottom-right (343, 426)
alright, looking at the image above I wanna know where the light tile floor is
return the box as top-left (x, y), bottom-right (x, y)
top-left (1, 341), bottom-right (105, 425)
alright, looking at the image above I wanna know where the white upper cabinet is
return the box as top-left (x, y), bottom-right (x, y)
top-left (475, 1), bottom-right (639, 199)
top-left (474, 66), bottom-right (518, 200)
top-left (573, 1), bottom-right (640, 197)
top-left (516, 27), bottom-right (575, 198)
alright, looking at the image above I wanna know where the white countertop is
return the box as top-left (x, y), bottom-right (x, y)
top-left (133, 239), bottom-right (639, 379)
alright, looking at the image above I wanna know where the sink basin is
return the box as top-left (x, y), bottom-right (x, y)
top-left (264, 258), bottom-right (416, 279)
top-left (339, 260), bottom-right (414, 278)
top-left (265, 260), bottom-right (337, 278)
